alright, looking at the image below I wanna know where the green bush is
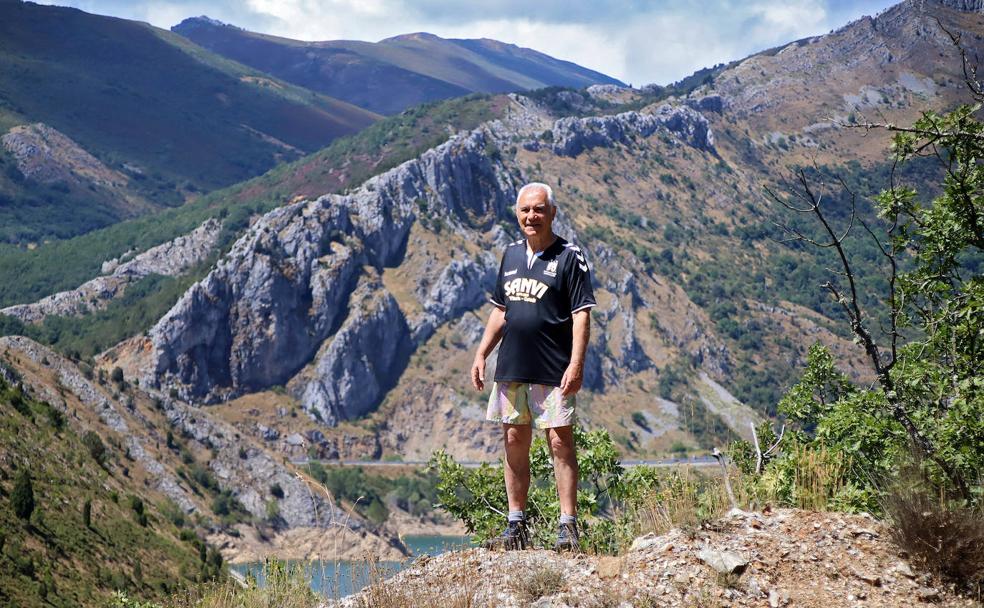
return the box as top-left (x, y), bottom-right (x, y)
top-left (432, 426), bottom-right (622, 551)
top-left (11, 468), bottom-right (35, 520)
top-left (82, 430), bottom-right (107, 465)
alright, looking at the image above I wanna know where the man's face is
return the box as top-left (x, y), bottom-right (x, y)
top-left (516, 189), bottom-right (556, 239)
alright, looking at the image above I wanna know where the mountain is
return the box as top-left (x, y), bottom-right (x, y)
top-left (0, 1), bottom-right (379, 244)
top-left (171, 18), bottom-right (625, 115)
top-left (96, 0), bottom-right (981, 459)
top-left (0, 0), bottom-right (981, 573)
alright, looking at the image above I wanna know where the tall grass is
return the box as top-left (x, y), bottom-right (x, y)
top-left (626, 467), bottom-right (735, 540)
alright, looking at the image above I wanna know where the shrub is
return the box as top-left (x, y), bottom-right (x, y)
top-left (11, 468), bottom-right (35, 520)
top-left (433, 427), bottom-right (622, 551)
top-left (82, 430), bottom-right (107, 465)
top-left (884, 478), bottom-right (984, 597)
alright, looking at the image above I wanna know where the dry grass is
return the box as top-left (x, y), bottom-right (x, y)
top-left (629, 467), bottom-right (735, 541)
top-left (510, 565), bottom-right (565, 604)
top-left (355, 551), bottom-right (480, 608)
top-left (884, 484), bottom-right (984, 600)
top-left (165, 561), bottom-right (321, 608)
top-left (786, 444), bottom-right (852, 511)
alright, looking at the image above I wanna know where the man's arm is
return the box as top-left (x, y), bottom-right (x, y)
top-left (471, 305), bottom-right (506, 391)
top-left (560, 309), bottom-right (590, 396)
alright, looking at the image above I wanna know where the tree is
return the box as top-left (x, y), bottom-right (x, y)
top-left (766, 99), bottom-right (984, 502)
top-left (83, 499), bottom-right (92, 528)
top-left (12, 468), bottom-right (35, 520)
top-left (82, 430), bottom-right (107, 465)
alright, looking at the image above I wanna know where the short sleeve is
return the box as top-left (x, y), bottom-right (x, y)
top-left (566, 247), bottom-right (596, 313)
top-left (490, 253), bottom-right (507, 308)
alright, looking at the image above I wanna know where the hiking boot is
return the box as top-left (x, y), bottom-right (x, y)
top-left (483, 520), bottom-right (530, 551)
top-left (554, 522), bottom-right (580, 552)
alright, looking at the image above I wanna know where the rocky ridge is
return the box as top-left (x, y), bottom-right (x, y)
top-left (117, 97), bottom-right (726, 430)
top-left (332, 509), bottom-right (975, 608)
top-left (93, 0), bottom-right (984, 464)
top-left (1, 218), bottom-right (222, 323)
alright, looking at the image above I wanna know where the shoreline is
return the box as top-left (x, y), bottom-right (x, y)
top-left (210, 514), bottom-right (469, 565)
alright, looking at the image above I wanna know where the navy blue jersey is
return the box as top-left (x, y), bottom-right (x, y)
top-left (491, 236), bottom-right (596, 386)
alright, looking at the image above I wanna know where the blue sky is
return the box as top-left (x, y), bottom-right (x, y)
top-left (37, 0), bottom-right (899, 85)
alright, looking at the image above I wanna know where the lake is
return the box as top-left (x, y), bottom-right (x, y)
top-left (230, 534), bottom-right (473, 598)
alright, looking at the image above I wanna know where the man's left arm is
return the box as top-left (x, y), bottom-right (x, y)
top-left (560, 309), bottom-right (590, 396)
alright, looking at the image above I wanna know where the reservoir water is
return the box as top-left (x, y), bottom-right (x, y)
top-left (231, 534), bottom-right (472, 598)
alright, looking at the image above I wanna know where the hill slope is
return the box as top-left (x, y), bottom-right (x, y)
top-left (0, 356), bottom-right (208, 607)
top-left (0, 1), bottom-right (379, 243)
top-left (171, 18), bottom-right (624, 115)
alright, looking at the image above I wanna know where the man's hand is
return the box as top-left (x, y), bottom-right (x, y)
top-left (559, 362), bottom-right (583, 397)
top-left (471, 356), bottom-right (487, 391)
top-left (561, 309), bottom-right (590, 397)
top-left (471, 306), bottom-right (506, 392)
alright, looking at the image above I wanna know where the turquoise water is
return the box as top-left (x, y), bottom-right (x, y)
top-left (231, 534), bottom-right (472, 598)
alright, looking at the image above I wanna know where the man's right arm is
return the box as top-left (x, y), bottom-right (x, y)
top-left (470, 305), bottom-right (506, 391)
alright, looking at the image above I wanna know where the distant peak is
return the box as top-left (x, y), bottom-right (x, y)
top-left (172, 15), bottom-right (238, 31)
top-left (380, 32), bottom-right (442, 43)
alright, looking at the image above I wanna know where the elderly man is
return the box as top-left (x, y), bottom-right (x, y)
top-left (470, 182), bottom-right (595, 551)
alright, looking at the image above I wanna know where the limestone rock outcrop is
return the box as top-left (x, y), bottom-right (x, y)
top-left (288, 277), bottom-right (413, 425)
top-left (546, 104), bottom-right (715, 157)
top-left (1, 218), bottom-right (222, 323)
top-left (133, 126), bottom-right (517, 423)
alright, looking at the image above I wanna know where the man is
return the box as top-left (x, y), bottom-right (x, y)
top-left (470, 182), bottom-right (595, 551)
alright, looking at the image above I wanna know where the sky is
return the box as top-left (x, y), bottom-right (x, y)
top-left (37, 0), bottom-right (899, 86)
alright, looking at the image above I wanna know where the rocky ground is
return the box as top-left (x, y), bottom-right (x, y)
top-left (332, 509), bottom-right (978, 608)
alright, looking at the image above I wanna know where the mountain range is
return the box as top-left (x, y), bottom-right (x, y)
top-left (1, 0), bottom-right (982, 604)
top-left (171, 17), bottom-right (625, 115)
top-left (0, 1), bottom-right (618, 245)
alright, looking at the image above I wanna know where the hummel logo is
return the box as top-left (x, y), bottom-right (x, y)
top-left (504, 269), bottom-right (518, 276)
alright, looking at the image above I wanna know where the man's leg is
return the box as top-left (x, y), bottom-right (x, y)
top-left (503, 423), bottom-right (533, 511)
top-left (545, 425), bottom-right (577, 516)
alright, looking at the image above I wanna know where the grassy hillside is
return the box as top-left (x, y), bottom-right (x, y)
top-left (172, 19), bottom-right (623, 115)
top-left (0, 1), bottom-right (379, 244)
top-left (172, 19), bottom-right (471, 116)
top-left (0, 372), bottom-right (217, 607)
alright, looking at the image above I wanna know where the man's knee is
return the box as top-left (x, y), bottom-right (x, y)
top-left (547, 427), bottom-right (576, 459)
top-left (504, 424), bottom-right (532, 450)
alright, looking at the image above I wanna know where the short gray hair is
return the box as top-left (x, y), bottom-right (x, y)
top-left (516, 182), bottom-right (556, 209)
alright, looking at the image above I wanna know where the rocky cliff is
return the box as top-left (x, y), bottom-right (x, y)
top-left (84, 0), bottom-right (984, 465)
